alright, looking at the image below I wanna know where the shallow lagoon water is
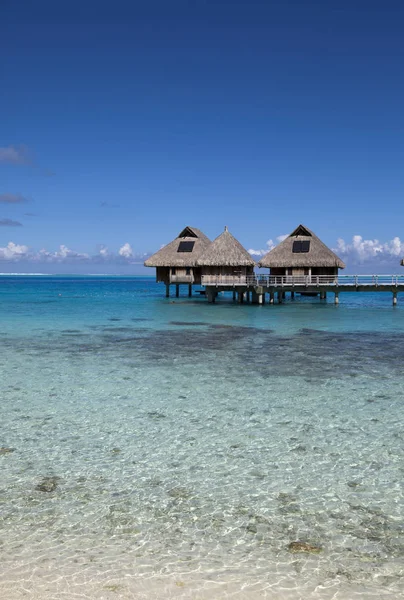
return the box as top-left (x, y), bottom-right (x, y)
top-left (0, 276), bottom-right (403, 599)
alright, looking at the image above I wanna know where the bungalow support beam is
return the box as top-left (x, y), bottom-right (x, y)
top-left (335, 291), bottom-right (339, 305)
top-left (393, 292), bottom-right (397, 306)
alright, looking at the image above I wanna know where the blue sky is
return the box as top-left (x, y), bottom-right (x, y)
top-left (1, 0), bottom-right (404, 273)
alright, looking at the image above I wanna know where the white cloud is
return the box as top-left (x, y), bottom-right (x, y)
top-left (0, 242), bottom-right (29, 260)
top-left (334, 235), bottom-right (404, 264)
top-left (0, 241), bottom-right (146, 264)
top-left (248, 235), bottom-right (287, 257)
top-left (36, 245), bottom-right (90, 262)
top-left (118, 243), bottom-right (133, 258)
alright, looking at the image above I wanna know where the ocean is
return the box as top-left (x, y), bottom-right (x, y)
top-left (0, 275), bottom-right (403, 599)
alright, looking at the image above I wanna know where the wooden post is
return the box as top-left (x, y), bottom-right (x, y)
top-left (393, 292), bottom-right (397, 306)
top-left (176, 285), bottom-right (179, 298)
top-left (238, 291), bottom-right (243, 303)
top-left (278, 291), bottom-right (283, 304)
top-left (320, 291), bottom-right (325, 300)
top-left (291, 291), bottom-right (295, 300)
top-left (188, 284), bottom-right (192, 297)
top-left (165, 284), bottom-right (170, 298)
top-left (335, 291), bottom-right (339, 305)
top-left (232, 290), bottom-right (236, 301)
top-left (258, 293), bottom-right (263, 305)
top-left (207, 288), bottom-right (215, 303)
top-left (282, 291), bottom-right (286, 299)
top-left (270, 292), bottom-right (274, 304)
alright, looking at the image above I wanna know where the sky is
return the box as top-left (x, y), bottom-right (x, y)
top-left (1, 0), bottom-right (404, 273)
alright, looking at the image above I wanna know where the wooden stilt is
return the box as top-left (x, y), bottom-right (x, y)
top-left (393, 292), bottom-right (397, 306)
top-left (165, 284), bottom-right (170, 298)
top-left (188, 284), bottom-right (192, 297)
top-left (270, 292), bottom-right (274, 304)
top-left (335, 291), bottom-right (339, 305)
top-left (291, 291), bottom-right (295, 300)
top-left (207, 288), bottom-right (215, 303)
top-left (233, 290), bottom-right (236, 301)
top-left (176, 285), bottom-right (179, 298)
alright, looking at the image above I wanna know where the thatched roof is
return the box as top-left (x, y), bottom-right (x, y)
top-left (144, 226), bottom-right (211, 267)
top-left (258, 224), bottom-right (346, 269)
top-left (197, 227), bottom-right (256, 267)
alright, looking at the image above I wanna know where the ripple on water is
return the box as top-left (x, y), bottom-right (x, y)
top-left (0, 305), bottom-right (403, 598)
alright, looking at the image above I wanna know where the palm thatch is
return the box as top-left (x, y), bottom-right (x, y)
top-left (197, 227), bottom-right (256, 267)
top-left (258, 224), bottom-right (346, 269)
top-left (144, 226), bottom-right (211, 267)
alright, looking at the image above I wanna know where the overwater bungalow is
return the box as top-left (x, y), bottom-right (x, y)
top-left (197, 226), bottom-right (256, 301)
top-left (258, 224), bottom-right (346, 284)
top-left (144, 226), bottom-right (211, 296)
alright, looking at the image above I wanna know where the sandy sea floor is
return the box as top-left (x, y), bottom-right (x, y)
top-left (0, 277), bottom-right (403, 598)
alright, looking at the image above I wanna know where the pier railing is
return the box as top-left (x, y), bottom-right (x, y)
top-left (201, 274), bottom-right (404, 287)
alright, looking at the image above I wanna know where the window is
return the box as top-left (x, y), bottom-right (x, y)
top-left (177, 241), bottom-right (195, 252)
top-left (186, 268), bottom-right (191, 275)
top-left (292, 240), bottom-right (310, 253)
top-left (172, 268), bottom-right (176, 275)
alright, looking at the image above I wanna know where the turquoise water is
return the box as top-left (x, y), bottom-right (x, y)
top-left (0, 276), bottom-right (403, 599)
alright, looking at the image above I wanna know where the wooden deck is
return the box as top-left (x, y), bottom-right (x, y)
top-left (201, 274), bottom-right (404, 288)
top-left (199, 275), bottom-right (404, 305)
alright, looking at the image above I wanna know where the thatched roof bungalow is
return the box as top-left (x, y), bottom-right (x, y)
top-left (197, 226), bottom-right (256, 284)
top-left (258, 224), bottom-right (345, 281)
top-left (144, 226), bottom-right (211, 285)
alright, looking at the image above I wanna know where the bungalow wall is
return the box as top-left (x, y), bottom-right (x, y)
top-left (156, 267), bottom-right (202, 284)
top-left (201, 266), bottom-right (254, 281)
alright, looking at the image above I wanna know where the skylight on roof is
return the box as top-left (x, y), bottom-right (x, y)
top-left (177, 241), bottom-right (195, 252)
top-left (292, 241), bottom-right (310, 253)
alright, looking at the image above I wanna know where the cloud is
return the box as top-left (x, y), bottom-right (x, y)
top-left (0, 218), bottom-right (23, 227)
top-left (248, 235), bottom-right (288, 257)
top-left (118, 243), bottom-right (133, 258)
top-left (0, 193), bottom-right (29, 204)
top-left (0, 145), bottom-right (31, 165)
top-left (0, 241), bottom-right (148, 264)
top-left (0, 242), bottom-right (29, 260)
top-left (100, 201), bottom-right (120, 208)
top-left (24, 212), bottom-right (37, 217)
top-left (334, 235), bottom-right (404, 265)
top-left (37, 245), bottom-right (90, 262)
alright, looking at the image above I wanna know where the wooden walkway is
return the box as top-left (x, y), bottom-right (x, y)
top-left (199, 275), bottom-right (404, 305)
